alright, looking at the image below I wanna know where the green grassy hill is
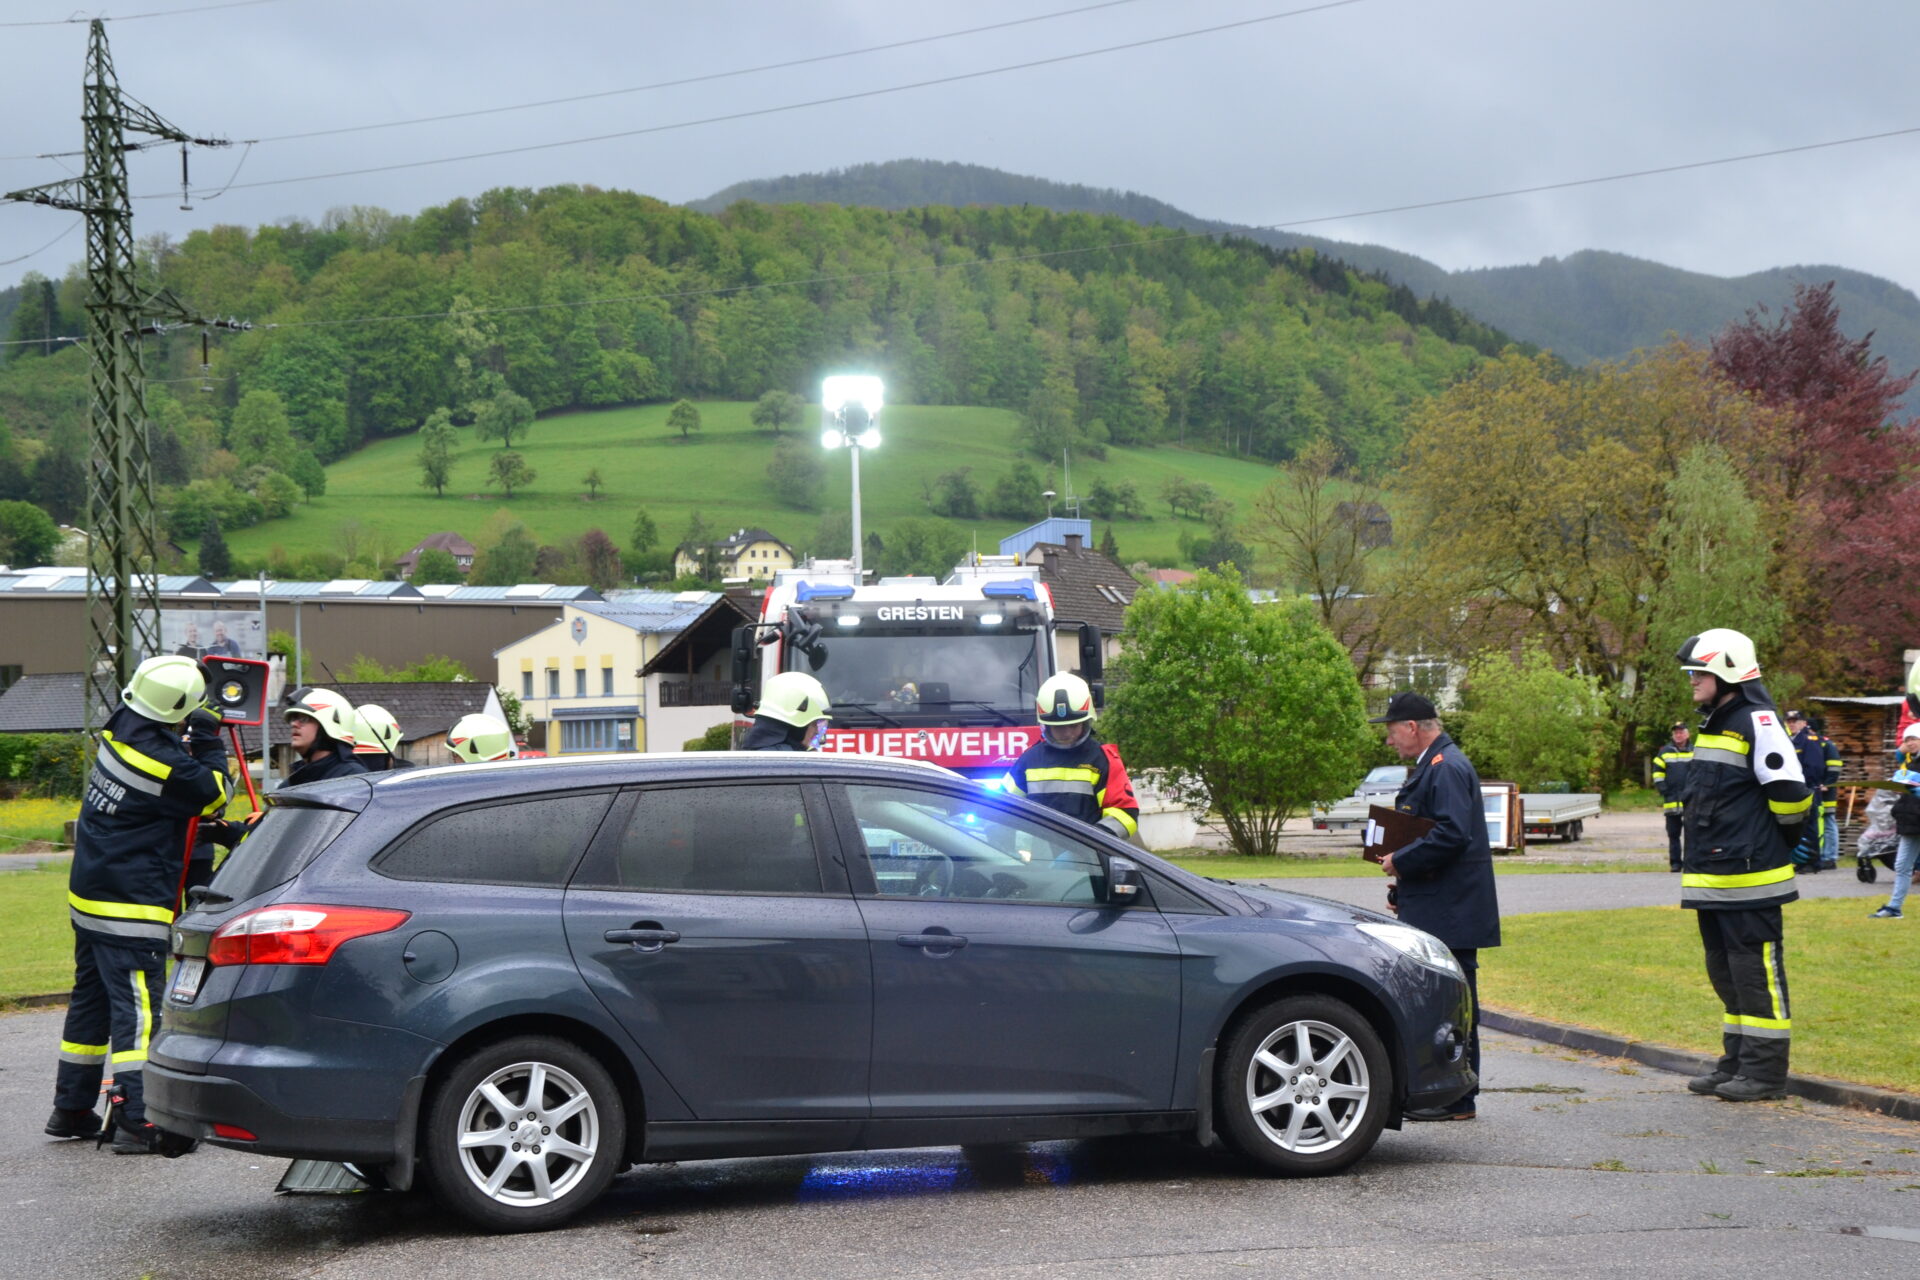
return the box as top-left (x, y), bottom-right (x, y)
top-left (220, 400), bottom-right (1284, 571)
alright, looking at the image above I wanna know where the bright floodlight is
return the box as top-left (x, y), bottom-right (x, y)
top-left (820, 428), bottom-right (845, 449)
top-left (855, 427), bottom-right (881, 449)
top-left (821, 374), bottom-right (884, 416)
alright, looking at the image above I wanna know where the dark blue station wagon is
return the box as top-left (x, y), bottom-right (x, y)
top-left (147, 754), bottom-right (1475, 1231)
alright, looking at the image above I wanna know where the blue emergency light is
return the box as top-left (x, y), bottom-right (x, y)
top-left (795, 581), bottom-right (856, 602)
top-left (980, 579), bottom-right (1038, 601)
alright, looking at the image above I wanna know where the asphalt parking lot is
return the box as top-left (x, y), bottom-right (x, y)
top-left (4, 1009), bottom-right (1917, 1279)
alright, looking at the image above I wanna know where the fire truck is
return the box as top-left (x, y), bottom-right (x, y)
top-left (730, 557), bottom-right (1104, 778)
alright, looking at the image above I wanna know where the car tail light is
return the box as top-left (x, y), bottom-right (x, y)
top-left (207, 905), bottom-right (410, 967)
top-left (213, 1123), bottom-right (257, 1141)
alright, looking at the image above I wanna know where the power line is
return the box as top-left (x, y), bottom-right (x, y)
top-left (0, 0), bottom-right (1174, 163)
top-left (0, 216), bottom-right (82, 266)
top-left (131, 1), bottom-right (1368, 199)
top-left (256, 0), bottom-right (1165, 144)
top-left (13, 118), bottom-right (1918, 348)
top-left (0, 0), bottom-right (289, 29)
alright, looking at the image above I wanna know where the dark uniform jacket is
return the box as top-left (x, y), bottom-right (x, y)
top-left (1006, 734), bottom-right (1139, 839)
top-left (285, 749), bottom-right (368, 786)
top-left (740, 717), bottom-right (805, 751)
top-left (1652, 743), bottom-right (1693, 812)
top-left (1679, 687), bottom-right (1811, 911)
top-left (1817, 735), bottom-right (1843, 811)
top-left (1787, 728), bottom-right (1827, 798)
top-left (68, 707), bottom-right (230, 945)
top-left (1389, 733), bottom-right (1500, 951)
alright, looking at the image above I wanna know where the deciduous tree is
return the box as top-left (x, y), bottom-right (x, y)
top-left (750, 389), bottom-right (805, 435)
top-left (487, 449), bottom-right (535, 499)
top-left (473, 389), bottom-right (535, 450)
top-left (197, 515), bottom-right (232, 578)
top-left (0, 499), bottom-right (60, 566)
top-left (410, 547), bottom-right (463, 584)
top-left (1461, 643), bottom-right (1607, 790)
top-left (416, 409), bottom-right (458, 497)
top-left (1104, 572), bottom-right (1369, 856)
top-left (583, 466), bottom-right (604, 501)
top-left (767, 439), bottom-right (824, 509)
top-left (668, 399), bottom-right (702, 441)
top-left (580, 528), bottom-right (623, 591)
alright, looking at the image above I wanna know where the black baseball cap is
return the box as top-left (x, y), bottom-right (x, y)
top-left (1785, 708), bottom-right (1807, 721)
top-left (1370, 691), bottom-right (1438, 723)
top-left (1670, 721), bottom-right (1689, 731)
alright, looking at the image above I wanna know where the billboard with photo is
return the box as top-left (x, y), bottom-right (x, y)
top-left (161, 609), bottom-right (266, 662)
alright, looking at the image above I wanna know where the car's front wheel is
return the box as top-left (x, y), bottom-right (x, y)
top-left (1216, 995), bottom-right (1389, 1175)
top-left (423, 1035), bottom-right (626, 1232)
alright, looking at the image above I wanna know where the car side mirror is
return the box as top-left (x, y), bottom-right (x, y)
top-left (730, 626), bottom-right (756, 715)
top-left (1104, 855), bottom-right (1143, 905)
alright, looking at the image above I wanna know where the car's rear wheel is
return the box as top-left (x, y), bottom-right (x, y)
top-left (1216, 995), bottom-right (1389, 1175)
top-left (423, 1035), bottom-right (626, 1232)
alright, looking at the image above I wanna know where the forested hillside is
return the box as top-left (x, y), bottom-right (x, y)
top-left (699, 160), bottom-right (1920, 388)
top-left (0, 184), bottom-right (1516, 550)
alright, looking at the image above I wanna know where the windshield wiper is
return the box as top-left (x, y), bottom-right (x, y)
top-left (832, 701), bottom-right (905, 728)
top-left (939, 700), bottom-right (1020, 726)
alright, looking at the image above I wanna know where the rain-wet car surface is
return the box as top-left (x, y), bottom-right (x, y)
top-left (146, 752), bottom-right (1475, 1231)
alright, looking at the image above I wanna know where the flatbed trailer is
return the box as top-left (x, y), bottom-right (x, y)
top-left (1313, 792), bottom-right (1604, 843)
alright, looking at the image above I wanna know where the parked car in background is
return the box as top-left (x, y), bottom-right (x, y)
top-left (148, 754), bottom-right (1477, 1232)
top-left (1356, 765), bottom-right (1409, 801)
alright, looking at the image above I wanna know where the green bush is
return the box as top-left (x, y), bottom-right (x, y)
top-left (0, 733), bottom-right (88, 798)
top-left (683, 722), bottom-right (733, 751)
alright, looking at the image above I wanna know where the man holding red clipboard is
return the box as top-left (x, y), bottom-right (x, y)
top-left (1369, 691), bottom-right (1502, 1121)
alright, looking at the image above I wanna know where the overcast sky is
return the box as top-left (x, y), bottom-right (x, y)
top-left (4, 0), bottom-right (1918, 300)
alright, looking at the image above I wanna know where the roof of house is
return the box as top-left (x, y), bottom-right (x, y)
top-left (637, 593), bottom-right (760, 677)
top-left (1021, 541), bottom-right (1139, 633)
top-left (674, 528), bottom-right (792, 558)
top-left (1141, 568), bottom-right (1196, 587)
top-left (0, 672), bottom-right (87, 732)
top-left (491, 591), bottom-right (723, 656)
top-left (400, 531), bottom-right (476, 559)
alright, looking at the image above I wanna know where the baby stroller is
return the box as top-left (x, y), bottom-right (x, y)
top-left (1855, 787), bottom-right (1901, 883)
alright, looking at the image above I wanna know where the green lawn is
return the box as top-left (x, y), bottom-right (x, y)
top-left (0, 867), bottom-right (73, 1006)
top-left (1483, 899), bottom-right (1920, 1094)
top-left (220, 401), bottom-right (1291, 568)
top-left (0, 797), bottom-right (77, 853)
top-left (1161, 854), bottom-right (1663, 879)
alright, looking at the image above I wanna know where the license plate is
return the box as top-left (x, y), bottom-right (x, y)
top-left (168, 957), bottom-right (206, 1004)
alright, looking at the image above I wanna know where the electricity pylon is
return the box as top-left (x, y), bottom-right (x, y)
top-left (3, 20), bottom-right (247, 728)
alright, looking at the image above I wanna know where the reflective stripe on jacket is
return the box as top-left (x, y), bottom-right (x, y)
top-left (69, 707), bottom-right (230, 942)
top-left (1679, 690), bottom-right (1809, 912)
top-left (1007, 735), bottom-right (1139, 839)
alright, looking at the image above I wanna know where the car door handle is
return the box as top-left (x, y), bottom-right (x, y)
top-left (605, 927), bottom-right (681, 945)
top-left (896, 933), bottom-right (967, 950)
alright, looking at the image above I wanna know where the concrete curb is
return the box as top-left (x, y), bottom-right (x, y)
top-left (1481, 1006), bottom-right (1920, 1123)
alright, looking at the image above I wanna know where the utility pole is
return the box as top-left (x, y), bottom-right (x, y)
top-left (3, 20), bottom-right (247, 729)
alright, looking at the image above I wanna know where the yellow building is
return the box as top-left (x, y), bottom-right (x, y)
top-left (493, 592), bottom-right (723, 754)
top-left (672, 527), bottom-right (795, 582)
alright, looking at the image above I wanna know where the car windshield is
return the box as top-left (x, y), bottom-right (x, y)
top-left (797, 630), bottom-right (1042, 720)
top-left (1363, 766), bottom-right (1407, 787)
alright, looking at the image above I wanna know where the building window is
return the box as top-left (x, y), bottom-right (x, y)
top-left (575, 668), bottom-right (587, 698)
top-left (559, 717), bottom-right (633, 753)
top-left (602, 667), bottom-right (614, 695)
top-left (521, 670), bottom-right (533, 699)
top-left (547, 669), bottom-right (560, 699)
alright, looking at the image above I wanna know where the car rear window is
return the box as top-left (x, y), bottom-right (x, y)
top-left (375, 792), bottom-right (615, 887)
top-left (573, 784), bottom-right (823, 895)
top-left (208, 805), bottom-right (358, 903)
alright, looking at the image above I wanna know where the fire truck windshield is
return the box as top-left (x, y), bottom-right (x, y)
top-left (795, 629), bottom-right (1041, 723)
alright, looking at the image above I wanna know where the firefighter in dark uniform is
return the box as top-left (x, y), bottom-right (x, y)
top-left (282, 687), bottom-right (368, 784)
top-left (1677, 629), bottom-right (1811, 1102)
top-left (739, 672), bottom-right (833, 752)
top-left (47, 655), bottom-right (230, 1154)
top-left (1652, 722), bottom-right (1693, 871)
top-left (1373, 691), bottom-right (1500, 1121)
top-left (1783, 710), bottom-right (1827, 873)
top-left (1817, 726), bottom-right (1844, 871)
top-left (1005, 673), bottom-right (1139, 840)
